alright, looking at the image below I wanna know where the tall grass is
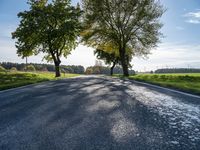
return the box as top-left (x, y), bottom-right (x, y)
top-left (0, 71), bottom-right (79, 91)
top-left (128, 74), bottom-right (200, 95)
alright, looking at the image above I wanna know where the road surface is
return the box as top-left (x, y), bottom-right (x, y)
top-left (0, 76), bottom-right (200, 150)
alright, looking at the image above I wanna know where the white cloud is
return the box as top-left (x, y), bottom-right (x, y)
top-left (184, 10), bottom-right (200, 24)
top-left (187, 11), bottom-right (200, 18)
top-left (186, 19), bottom-right (200, 24)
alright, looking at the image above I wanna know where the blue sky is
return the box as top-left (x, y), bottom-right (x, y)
top-left (0, 0), bottom-right (200, 71)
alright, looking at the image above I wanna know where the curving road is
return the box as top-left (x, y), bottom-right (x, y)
top-left (0, 75), bottom-right (200, 150)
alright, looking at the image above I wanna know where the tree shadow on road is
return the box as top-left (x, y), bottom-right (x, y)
top-left (0, 76), bottom-right (199, 150)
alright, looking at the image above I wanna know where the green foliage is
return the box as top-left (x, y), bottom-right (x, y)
top-left (0, 66), bottom-right (6, 72)
top-left (82, 0), bottom-right (165, 76)
top-left (26, 65), bottom-right (36, 72)
top-left (61, 65), bottom-right (85, 74)
top-left (12, 0), bottom-right (82, 77)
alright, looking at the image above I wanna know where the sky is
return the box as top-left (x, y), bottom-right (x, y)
top-left (0, 0), bottom-right (200, 71)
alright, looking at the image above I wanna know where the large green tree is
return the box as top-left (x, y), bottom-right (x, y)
top-left (81, 0), bottom-right (165, 76)
top-left (12, 0), bottom-right (82, 77)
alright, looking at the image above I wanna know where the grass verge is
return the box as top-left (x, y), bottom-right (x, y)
top-left (0, 71), bottom-right (79, 91)
top-left (114, 74), bottom-right (200, 95)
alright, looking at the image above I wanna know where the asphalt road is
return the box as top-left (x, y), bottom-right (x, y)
top-left (0, 75), bottom-right (200, 150)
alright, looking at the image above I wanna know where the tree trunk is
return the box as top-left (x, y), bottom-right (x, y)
top-left (110, 61), bottom-right (116, 76)
top-left (54, 61), bottom-right (61, 77)
top-left (25, 57), bottom-right (28, 72)
top-left (119, 47), bottom-right (129, 77)
top-left (121, 58), bottom-right (129, 76)
top-left (50, 50), bottom-right (61, 78)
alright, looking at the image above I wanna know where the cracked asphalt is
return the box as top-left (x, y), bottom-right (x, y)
top-left (0, 75), bottom-right (200, 150)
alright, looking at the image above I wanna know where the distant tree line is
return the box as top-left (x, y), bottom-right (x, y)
top-left (85, 66), bottom-right (135, 75)
top-left (0, 62), bottom-right (136, 75)
top-left (155, 68), bottom-right (200, 74)
top-left (61, 65), bottom-right (85, 74)
top-left (0, 62), bottom-right (85, 74)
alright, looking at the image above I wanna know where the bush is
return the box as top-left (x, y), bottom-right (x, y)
top-left (26, 65), bottom-right (36, 72)
top-left (10, 67), bottom-right (17, 72)
top-left (85, 67), bottom-right (93, 74)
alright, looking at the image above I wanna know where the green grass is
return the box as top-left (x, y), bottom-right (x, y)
top-left (115, 73), bottom-right (200, 95)
top-left (0, 71), bottom-right (79, 91)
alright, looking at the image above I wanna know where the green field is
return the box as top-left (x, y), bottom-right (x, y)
top-left (0, 71), bottom-right (79, 91)
top-left (116, 73), bottom-right (200, 95)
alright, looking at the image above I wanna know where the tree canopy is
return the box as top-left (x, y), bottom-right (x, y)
top-left (81, 0), bottom-right (165, 76)
top-left (12, 0), bottom-right (82, 77)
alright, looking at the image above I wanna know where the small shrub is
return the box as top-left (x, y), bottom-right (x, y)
top-left (85, 68), bottom-right (93, 74)
top-left (26, 65), bottom-right (36, 72)
top-left (10, 67), bottom-right (17, 72)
